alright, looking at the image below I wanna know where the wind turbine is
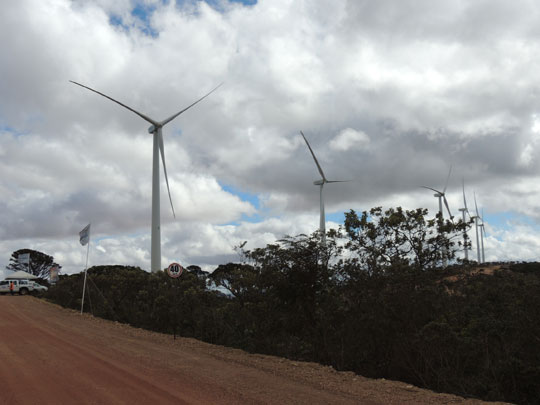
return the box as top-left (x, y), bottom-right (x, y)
top-left (422, 166), bottom-right (453, 266)
top-left (300, 131), bottom-right (350, 244)
top-left (71, 80), bottom-right (222, 272)
top-left (458, 179), bottom-right (471, 261)
top-left (473, 193), bottom-right (486, 263)
top-left (480, 210), bottom-right (486, 263)
top-left (422, 166), bottom-right (453, 221)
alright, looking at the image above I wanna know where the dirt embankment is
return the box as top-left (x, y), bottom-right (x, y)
top-left (0, 296), bottom-right (511, 404)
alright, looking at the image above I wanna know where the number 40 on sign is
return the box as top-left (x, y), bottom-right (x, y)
top-left (167, 262), bottom-right (183, 278)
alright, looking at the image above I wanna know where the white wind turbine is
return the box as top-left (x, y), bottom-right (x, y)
top-left (474, 194), bottom-right (487, 263)
top-left (422, 167), bottom-right (453, 266)
top-left (71, 80), bottom-right (222, 272)
top-left (422, 166), bottom-right (453, 222)
top-left (471, 193), bottom-right (481, 263)
top-left (458, 179), bottom-right (471, 261)
top-left (300, 131), bottom-right (350, 245)
top-left (480, 210), bottom-right (486, 263)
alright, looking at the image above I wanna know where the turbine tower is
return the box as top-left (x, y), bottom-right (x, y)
top-left (422, 166), bottom-right (453, 266)
top-left (300, 131), bottom-right (350, 244)
top-left (458, 179), bottom-right (470, 261)
top-left (473, 193), bottom-right (486, 263)
top-left (479, 207), bottom-right (487, 263)
top-left (71, 80), bottom-right (222, 272)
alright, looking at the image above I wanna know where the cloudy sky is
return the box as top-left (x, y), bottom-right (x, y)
top-left (2, 0), bottom-right (540, 277)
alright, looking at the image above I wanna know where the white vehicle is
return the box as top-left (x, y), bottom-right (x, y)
top-left (0, 279), bottom-right (34, 295)
top-left (31, 282), bottom-right (48, 292)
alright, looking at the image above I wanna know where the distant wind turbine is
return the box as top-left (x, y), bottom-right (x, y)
top-left (458, 179), bottom-right (471, 261)
top-left (300, 131), bottom-right (350, 245)
top-left (480, 210), bottom-right (486, 263)
top-left (71, 80), bottom-right (222, 272)
top-left (422, 166), bottom-right (453, 221)
top-left (422, 166), bottom-right (453, 266)
top-left (473, 193), bottom-right (486, 263)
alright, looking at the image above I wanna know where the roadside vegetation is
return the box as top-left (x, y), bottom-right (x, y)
top-left (41, 207), bottom-right (540, 404)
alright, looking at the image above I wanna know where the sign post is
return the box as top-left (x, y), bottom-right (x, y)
top-left (167, 262), bottom-right (183, 340)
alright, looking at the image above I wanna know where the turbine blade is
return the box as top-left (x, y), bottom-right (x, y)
top-left (158, 130), bottom-right (176, 218)
top-left (70, 80), bottom-right (158, 126)
top-left (326, 180), bottom-right (352, 183)
top-left (462, 178), bottom-right (468, 209)
top-left (421, 186), bottom-right (443, 194)
top-left (160, 83), bottom-right (223, 127)
top-left (443, 195), bottom-right (452, 219)
top-left (474, 192), bottom-right (479, 217)
top-left (443, 165), bottom-right (452, 193)
top-left (300, 131), bottom-right (327, 181)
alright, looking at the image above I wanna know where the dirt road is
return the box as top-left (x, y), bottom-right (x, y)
top-left (0, 296), bottom-right (509, 404)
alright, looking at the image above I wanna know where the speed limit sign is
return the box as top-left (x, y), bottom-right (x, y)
top-left (167, 262), bottom-right (183, 278)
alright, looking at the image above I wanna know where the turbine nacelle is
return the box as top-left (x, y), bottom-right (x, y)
top-left (314, 179), bottom-right (324, 186)
top-left (148, 125), bottom-right (157, 134)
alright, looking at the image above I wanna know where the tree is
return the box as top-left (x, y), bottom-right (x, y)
top-left (6, 249), bottom-right (61, 280)
top-left (209, 263), bottom-right (259, 305)
top-left (243, 233), bottom-right (345, 360)
top-left (343, 207), bottom-right (468, 273)
top-left (186, 265), bottom-right (209, 279)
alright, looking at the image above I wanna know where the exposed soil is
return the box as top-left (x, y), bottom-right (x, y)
top-left (0, 296), bottom-right (511, 404)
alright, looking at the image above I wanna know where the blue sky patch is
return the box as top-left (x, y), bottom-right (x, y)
top-left (131, 3), bottom-right (159, 37)
top-left (109, 2), bottom-right (161, 37)
top-left (221, 183), bottom-right (260, 209)
top-left (0, 124), bottom-right (29, 137)
top-left (110, 1), bottom-right (256, 35)
top-left (180, 0), bottom-right (257, 8)
top-left (230, 0), bottom-right (257, 4)
top-left (109, 15), bottom-right (125, 29)
top-left (326, 212), bottom-right (346, 225)
top-left (483, 211), bottom-right (540, 233)
top-left (207, 0), bottom-right (257, 5)
top-left (221, 183), bottom-right (263, 224)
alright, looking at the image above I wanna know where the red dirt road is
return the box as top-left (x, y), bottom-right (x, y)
top-left (0, 296), bottom-right (510, 404)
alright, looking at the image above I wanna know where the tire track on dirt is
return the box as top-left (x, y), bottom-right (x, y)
top-left (0, 297), bottom-right (209, 404)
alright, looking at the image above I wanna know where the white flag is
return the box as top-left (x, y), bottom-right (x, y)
top-left (18, 253), bottom-right (30, 264)
top-left (79, 224), bottom-right (91, 246)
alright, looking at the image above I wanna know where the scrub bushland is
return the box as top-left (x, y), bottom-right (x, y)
top-left (45, 208), bottom-right (540, 404)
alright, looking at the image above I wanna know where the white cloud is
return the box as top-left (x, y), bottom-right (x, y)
top-left (2, 0), bottom-right (540, 277)
top-left (483, 222), bottom-right (540, 263)
top-left (329, 128), bottom-right (370, 151)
